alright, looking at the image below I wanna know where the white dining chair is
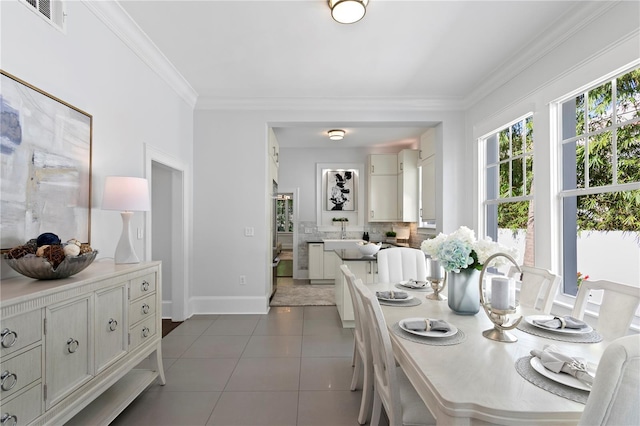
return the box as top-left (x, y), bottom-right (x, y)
top-left (354, 278), bottom-right (436, 426)
top-left (513, 265), bottom-right (561, 314)
top-left (572, 279), bottom-right (640, 341)
top-left (340, 264), bottom-right (374, 425)
top-left (578, 334), bottom-right (640, 426)
top-left (376, 247), bottom-right (428, 283)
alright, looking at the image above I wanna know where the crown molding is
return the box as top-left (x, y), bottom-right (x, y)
top-left (195, 96), bottom-right (465, 112)
top-left (83, 1), bottom-right (198, 108)
top-left (464, 0), bottom-right (620, 109)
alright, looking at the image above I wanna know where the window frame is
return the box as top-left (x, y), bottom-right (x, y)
top-left (554, 65), bottom-right (640, 307)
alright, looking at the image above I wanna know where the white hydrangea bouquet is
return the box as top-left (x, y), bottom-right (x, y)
top-left (420, 226), bottom-right (518, 273)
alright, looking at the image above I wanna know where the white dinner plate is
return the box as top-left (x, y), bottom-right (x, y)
top-left (398, 317), bottom-right (458, 338)
top-left (398, 280), bottom-right (428, 289)
top-left (525, 315), bottom-right (593, 334)
top-left (530, 357), bottom-right (595, 392)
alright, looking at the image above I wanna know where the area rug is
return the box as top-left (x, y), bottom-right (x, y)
top-left (270, 284), bottom-right (335, 306)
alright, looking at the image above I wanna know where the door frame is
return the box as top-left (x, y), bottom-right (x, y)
top-left (144, 144), bottom-right (190, 321)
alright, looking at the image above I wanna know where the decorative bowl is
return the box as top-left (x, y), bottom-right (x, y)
top-left (4, 250), bottom-right (98, 280)
top-left (356, 242), bottom-right (382, 256)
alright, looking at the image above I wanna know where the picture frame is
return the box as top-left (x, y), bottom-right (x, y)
top-left (1, 70), bottom-right (93, 250)
top-left (325, 169), bottom-right (356, 211)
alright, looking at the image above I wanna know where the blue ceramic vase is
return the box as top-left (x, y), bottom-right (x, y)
top-left (447, 268), bottom-right (481, 315)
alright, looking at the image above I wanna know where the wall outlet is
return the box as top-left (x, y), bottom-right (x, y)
top-left (137, 228), bottom-right (143, 239)
top-left (244, 227), bottom-right (254, 237)
top-left (304, 227), bottom-right (312, 234)
top-left (239, 275), bottom-right (247, 285)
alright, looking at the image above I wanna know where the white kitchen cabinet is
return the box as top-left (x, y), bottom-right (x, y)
top-left (397, 149), bottom-right (419, 222)
top-left (368, 174), bottom-right (398, 222)
top-left (421, 155), bottom-right (437, 221)
top-left (308, 243), bottom-right (324, 281)
top-left (418, 128), bottom-right (436, 163)
top-left (308, 243), bottom-right (338, 282)
top-left (369, 154), bottom-right (397, 175)
top-left (0, 261), bottom-right (164, 426)
top-left (334, 259), bottom-right (377, 328)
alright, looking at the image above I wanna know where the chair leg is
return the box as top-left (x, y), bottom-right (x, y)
top-left (370, 389), bottom-right (382, 426)
top-left (357, 362), bottom-right (373, 425)
top-left (350, 351), bottom-right (362, 391)
top-left (352, 340), bottom-right (357, 367)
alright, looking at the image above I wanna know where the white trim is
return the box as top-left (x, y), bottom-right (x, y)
top-left (144, 144), bottom-right (190, 322)
top-left (189, 296), bottom-right (269, 315)
top-left (82, 0), bottom-right (197, 108)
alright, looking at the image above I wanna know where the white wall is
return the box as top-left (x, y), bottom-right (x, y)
top-left (0, 1), bottom-right (194, 279)
top-left (192, 109), bottom-right (465, 314)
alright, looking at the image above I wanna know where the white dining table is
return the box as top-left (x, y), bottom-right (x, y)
top-left (367, 282), bottom-right (608, 426)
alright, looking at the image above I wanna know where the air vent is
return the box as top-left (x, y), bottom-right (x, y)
top-left (22, 0), bottom-right (65, 31)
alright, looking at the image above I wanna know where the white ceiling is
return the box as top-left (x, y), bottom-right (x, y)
top-left (118, 0), bottom-right (589, 148)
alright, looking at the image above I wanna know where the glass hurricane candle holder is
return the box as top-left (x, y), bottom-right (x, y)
top-left (426, 258), bottom-right (447, 301)
top-left (479, 253), bottom-right (522, 343)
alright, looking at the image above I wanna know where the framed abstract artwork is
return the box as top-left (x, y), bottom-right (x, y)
top-left (325, 169), bottom-right (356, 211)
top-left (1, 70), bottom-right (93, 250)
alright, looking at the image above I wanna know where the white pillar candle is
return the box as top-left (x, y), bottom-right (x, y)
top-left (429, 259), bottom-right (443, 280)
top-left (491, 277), bottom-right (510, 310)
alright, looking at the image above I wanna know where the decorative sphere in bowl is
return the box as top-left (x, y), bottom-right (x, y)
top-left (4, 250), bottom-right (98, 280)
top-left (356, 242), bottom-right (381, 256)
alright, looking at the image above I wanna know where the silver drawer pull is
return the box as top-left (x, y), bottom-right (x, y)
top-left (141, 327), bottom-right (150, 338)
top-left (1, 413), bottom-right (17, 426)
top-left (0, 329), bottom-right (17, 348)
top-left (67, 338), bottom-right (80, 353)
top-left (0, 371), bottom-right (17, 391)
top-left (141, 304), bottom-right (150, 315)
top-left (108, 318), bottom-right (118, 331)
top-left (141, 281), bottom-right (150, 292)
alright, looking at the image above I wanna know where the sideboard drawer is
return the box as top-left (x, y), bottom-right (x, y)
top-left (129, 293), bottom-right (156, 326)
top-left (0, 310), bottom-right (41, 359)
top-left (0, 346), bottom-right (41, 401)
top-left (0, 383), bottom-right (42, 426)
top-left (130, 273), bottom-right (156, 300)
top-left (129, 316), bottom-right (156, 351)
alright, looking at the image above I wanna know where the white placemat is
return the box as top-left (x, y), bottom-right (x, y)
top-left (390, 322), bottom-right (466, 346)
top-left (515, 356), bottom-right (589, 404)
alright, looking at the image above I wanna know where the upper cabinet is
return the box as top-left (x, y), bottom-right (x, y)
top-left (367, 151), bottom-right (418, 222)
top-left (398, 149), bottom-right (418, 222)
top-left (368, 154), bottom-right (398, 222)
top-left (418, 128), bottom-right (436, 163)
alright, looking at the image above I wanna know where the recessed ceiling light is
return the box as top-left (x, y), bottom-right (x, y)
top-left (328, 129), bottom-right (345, 140)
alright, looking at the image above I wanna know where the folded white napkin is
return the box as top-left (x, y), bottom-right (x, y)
top-left (401, 279), bottom-right (426, 289)
top-left (376, 290), bottom-right (409, 300)
top-left (533, 315), bottom-right (589, 330)
top-left (530, 344), bottom-right (594, 386)
top-left (403, 318), bottom-right (451, 332)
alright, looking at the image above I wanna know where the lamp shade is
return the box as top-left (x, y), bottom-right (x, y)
top-left (329, 0), bottom-right (368, 24)
top-left (102, 176), bottom-right (150, 212)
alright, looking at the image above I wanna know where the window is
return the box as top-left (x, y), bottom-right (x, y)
top-left (482, 115), bottom-right (534, 266)
top-left (558, 67), bottom-right (640, 297)
top-left (276, 194), bottom-right (294, 233)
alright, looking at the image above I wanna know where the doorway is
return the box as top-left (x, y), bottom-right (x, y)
top-left (146, 145), bottom-right (188, 322)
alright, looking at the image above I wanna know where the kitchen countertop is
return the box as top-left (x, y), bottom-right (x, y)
top-left (334, 249), bottom-right (378, 261)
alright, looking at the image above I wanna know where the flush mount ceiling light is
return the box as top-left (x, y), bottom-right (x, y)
top-left (328, 0), bottom-right (368, 24)
top-left (328, 129), bottom-right (346, 140)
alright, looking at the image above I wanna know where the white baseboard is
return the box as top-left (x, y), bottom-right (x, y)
top-left (188, 296), bottom-right (270, 315)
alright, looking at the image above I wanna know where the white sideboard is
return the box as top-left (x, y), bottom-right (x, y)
top-left (0, 261), bottom-right (164, 426)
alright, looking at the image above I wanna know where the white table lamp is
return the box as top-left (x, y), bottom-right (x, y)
top-left (102, 176), bottom-right (150, 264)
